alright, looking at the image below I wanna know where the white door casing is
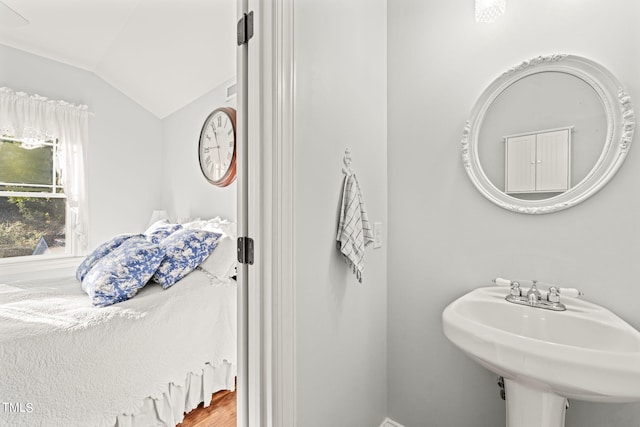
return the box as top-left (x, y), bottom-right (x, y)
top-left (239, 0), bottom-right (296, 426)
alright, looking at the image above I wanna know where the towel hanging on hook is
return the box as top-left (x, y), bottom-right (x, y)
top-left (336, 147), bottom-right (373, 282)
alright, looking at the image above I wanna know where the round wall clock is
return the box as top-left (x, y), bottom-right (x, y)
top-left (198, 107), bottom-right (237, 187)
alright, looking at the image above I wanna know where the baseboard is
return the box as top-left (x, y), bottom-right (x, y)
top-left (380, 417), bottom-right (406, 427)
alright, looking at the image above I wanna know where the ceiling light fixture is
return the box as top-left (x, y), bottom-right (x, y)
top-left (475, 0), bottom-right (505, 23)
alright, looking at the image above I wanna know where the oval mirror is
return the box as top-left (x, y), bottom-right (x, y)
top-left (462, 54), bottom-right (635, 214)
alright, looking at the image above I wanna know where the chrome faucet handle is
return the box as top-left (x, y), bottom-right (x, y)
top-left (548, 286), bottom-right (561, 303)
top-left (509, 281), bottom-right (521, 297)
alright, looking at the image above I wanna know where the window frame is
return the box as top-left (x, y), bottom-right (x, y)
top-left (0, 135), bottom-right (72, 263)
top-left (0, 136), bottom-right (63, 196)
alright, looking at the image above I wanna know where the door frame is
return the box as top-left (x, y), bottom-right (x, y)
top-left (239, 0), bottom-right (296, 426)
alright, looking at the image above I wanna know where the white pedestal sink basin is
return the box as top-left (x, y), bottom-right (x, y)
top-left (442, 286), bottom-right (640, 427)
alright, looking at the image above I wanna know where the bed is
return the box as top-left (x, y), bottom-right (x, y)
top-left (0, 220), bottom-right (238, 427)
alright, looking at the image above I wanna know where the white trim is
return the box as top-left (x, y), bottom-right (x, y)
top-left (249, 0), bottom-right (296, 426)
top-left (269, 0), bottom-right (296, 425)
top-left (502, 125), bottom-right (575, 141)
top-left (236, 1), bottom-right (249, 426)
top-left (380, 418), bottom-right (407, 427)
top-left (246, 1), bottom-right (263, 425)
top-left (0, 190), bottom-right (66, 198)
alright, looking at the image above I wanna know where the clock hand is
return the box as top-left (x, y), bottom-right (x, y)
top-left (212, 128), bottom-right (221, 149)
top-left (216, 143), bottom-right (222, 167)
top-left (212, 130), bottom-right (223, 171)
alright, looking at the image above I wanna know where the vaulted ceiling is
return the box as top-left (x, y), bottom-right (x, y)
top-left (0, 0), bottom-right (237, 118)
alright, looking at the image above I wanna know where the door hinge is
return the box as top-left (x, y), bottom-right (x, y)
top-left (237, 11), bottom-right (254, 46)
top-left (237, 237), bottom-right (254, 265)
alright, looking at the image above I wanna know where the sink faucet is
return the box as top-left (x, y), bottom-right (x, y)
top-left (526, 281), bottom-right (542, 306)
top-left (494, 278), bottom-right (583, 312)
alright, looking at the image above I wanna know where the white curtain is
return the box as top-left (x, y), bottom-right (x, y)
top-left (0, 87), bottom-right (90, 255)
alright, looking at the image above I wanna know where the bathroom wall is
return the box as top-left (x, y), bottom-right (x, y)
top-left (0, 44), bottom-right (162, 249)
top-left (293, 0), bottom-right (388, 425)
top-left (387, 1), bottom-right (640, 426)
top-left (160, 77), bottom-right (237, 222)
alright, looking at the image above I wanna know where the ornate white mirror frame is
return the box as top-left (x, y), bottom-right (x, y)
top-left (462, 54), bottom-right (635, 214)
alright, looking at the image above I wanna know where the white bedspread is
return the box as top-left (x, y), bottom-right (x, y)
top-left (0, 262), bottom-right (236, 427)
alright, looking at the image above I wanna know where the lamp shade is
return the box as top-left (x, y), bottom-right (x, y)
top-left (147, 210), bottom-right (169, 228)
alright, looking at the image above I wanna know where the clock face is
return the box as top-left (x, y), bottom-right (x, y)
top-left (198, 107), bottom-right (236, 187)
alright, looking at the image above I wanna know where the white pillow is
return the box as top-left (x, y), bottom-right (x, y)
top-left (198, 235), bottom-right (237, 278)
top-left (202, 218), bottom-right (237, 240)
top-left (180, 216), bottom-right (237, 240)
top-left (181, 220), bottom-right (207, 230)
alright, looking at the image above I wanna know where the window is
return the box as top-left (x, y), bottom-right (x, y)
top-left (0, 136), bottom-right (67, 258)
top-left (0, 87), bottom-right (89, 260)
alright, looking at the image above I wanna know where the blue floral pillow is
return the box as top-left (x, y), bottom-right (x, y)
top-left (75, 233), bottom-right (143, 281)
top-left (152, 229), bottom-right (221, 289)
top-left (81, 236), bottom-right (166, 307)
top-left (144, 221), bottom-right (183, 244)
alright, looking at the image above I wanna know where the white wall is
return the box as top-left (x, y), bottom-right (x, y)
top-left (161, 78), bottom-right (236, 222)
top-left (0, 44), bottom-right (237, 250)
top-left (388, 1), bottom-right (640, 426)
top-left (0, 44), bottom-right (163, 249)
top-left (293, 0), bottom-right (388, 425)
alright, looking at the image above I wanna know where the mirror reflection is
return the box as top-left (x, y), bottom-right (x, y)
top-left (478, 71), bottom-right (606, 200)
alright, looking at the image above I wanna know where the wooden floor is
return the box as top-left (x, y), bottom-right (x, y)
top-left (178, 389), bottom-right (236, 427)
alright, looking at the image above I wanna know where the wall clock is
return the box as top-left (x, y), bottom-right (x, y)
top-left (198, 107), bottom-right (237, 187)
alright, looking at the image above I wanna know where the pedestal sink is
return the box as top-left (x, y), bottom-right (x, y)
top-left (442, 286), bottom-right (640, 427)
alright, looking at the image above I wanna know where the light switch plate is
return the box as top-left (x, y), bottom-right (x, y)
top-left (373, 222), bottom-right (382, 249)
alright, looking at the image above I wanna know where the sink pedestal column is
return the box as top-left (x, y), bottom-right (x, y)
top-left (504, 379), bottom-right (568, 427)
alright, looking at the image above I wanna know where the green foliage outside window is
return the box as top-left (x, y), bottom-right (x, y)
top-left (0, 139), bottom-right (56, 190)
top-left (0, 197), bottom-right (66, 258)
top-left (0, 138), bottom-right (66, 258)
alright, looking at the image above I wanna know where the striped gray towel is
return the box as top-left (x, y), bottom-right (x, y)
top-left (336, 173), bottom-right (373, 282)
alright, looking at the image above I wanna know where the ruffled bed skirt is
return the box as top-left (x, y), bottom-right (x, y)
top-left (115, 361), bottom-right (236, 427)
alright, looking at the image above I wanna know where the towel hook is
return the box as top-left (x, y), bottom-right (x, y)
top-left (342, 148), bottom-right (353, 175)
